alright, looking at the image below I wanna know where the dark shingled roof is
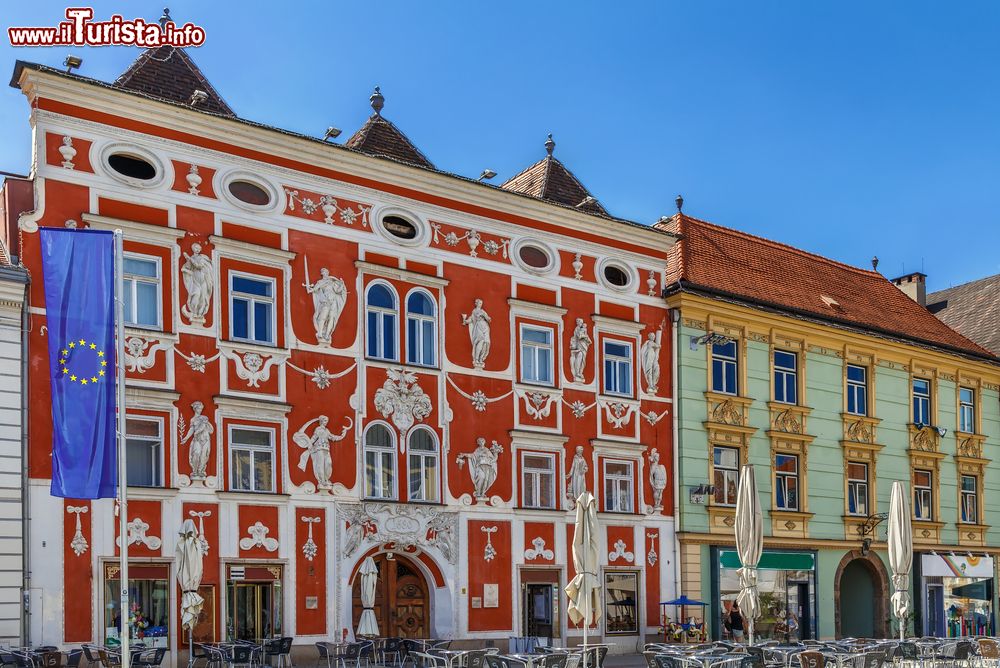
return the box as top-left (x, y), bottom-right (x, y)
top-left (344, 114), bottom-right (434, 169)
top-left (114, 46), bottom-right (235, 117)
top-left (501, 138), bottom-right (607, 215)
top-left (928, 274), bottom-right (1000, 356)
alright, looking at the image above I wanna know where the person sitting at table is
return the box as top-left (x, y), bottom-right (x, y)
top-left (728, 602), bottom-right (745, 643)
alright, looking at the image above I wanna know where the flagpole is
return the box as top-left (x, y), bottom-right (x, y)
top-left (114, 230), bottom-right (131, 668)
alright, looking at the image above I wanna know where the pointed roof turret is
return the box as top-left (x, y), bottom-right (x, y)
top-left (344, 86), bottom-right (434, 169)
top-left (114, 44), bottom-right (235, 117)
top-left (501, 134), bottom-right (608, 216)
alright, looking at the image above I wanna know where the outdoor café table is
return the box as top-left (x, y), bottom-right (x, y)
top-left (762, 646), bottom-right (805, 667)
top-left (431, 649), bottom-right (476, 668)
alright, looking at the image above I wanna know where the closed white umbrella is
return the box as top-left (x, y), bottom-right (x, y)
top-left (734, 464), bottom-right (762, 645)
top-left (888, 480), bottom-right (913, 640)
top-left (175, 519), bottom-right (204, 668)
top-left (357, 556), bottom-right (380, 638)
top-left (565, 492), bottom-right (601, 662)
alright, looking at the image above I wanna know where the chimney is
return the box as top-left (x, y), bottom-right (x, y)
top-left (891, 271), bottom-right (927, 307)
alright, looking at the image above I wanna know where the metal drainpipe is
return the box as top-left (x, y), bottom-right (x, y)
top-left (19, 276), bottom-right (30, 646)
top-left (669, 307), bottom-right (682, 600)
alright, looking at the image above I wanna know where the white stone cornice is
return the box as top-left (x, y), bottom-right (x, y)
top-left (82, 213), bottom-right (186, 243)
top-left (507, 298), bottom-right (568, 318)
top-left (592, 314), bottom-right (646, 336)
top-left (509, 430), bottom-right (570, 448)
top-left (354, 261), bottom-right (449, 288)
top-left (208, 234), bottom-right (295, 265)
top-left (590, 438), bottom-right (648, 455)
top-left (124, 387), bottom-right (181, 411)
top-left (213, 395), bottom-right (292, 419)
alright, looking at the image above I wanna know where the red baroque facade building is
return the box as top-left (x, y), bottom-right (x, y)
top-left (9, 48), bottom-right (676, 654)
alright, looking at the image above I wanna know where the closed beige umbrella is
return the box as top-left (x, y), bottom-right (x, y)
top-left (357, 556), bottom-right (380, 637)
top-left (888, 480), bottom-right (913, 640)
top-left (565, 492), bottom-right (601, 660)
top-left (175, 519), bottom-right (204, 668)
top-left (735, 464), bottom-right (762, 644)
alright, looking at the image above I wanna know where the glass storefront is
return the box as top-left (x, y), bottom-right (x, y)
top-left (919, 554), bottom-right (995, 637)
top-left (714, 550), bottom-right (816, 641)
top-left (103, 563), bottom-right (171, 648)
top-left (226, 564), bottom-right (283, 641)
top-left (604, 571), bottom-right (639, 635)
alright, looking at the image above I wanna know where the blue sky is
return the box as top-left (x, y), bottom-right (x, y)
top-left (3, 1), bottom-right (999, 292)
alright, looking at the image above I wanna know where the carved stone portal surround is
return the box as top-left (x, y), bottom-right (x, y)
top-left (338, 502), bottom-right (458, 564)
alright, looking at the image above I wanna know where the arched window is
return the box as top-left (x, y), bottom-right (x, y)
top-left (406, 290), bottom-right (437, 367)
top-left (366, 283), bottom-right (398, 361)
top-left (363, 423), bottom-right (396, 499)
top-left (408, 427), bottom-right (439, 502)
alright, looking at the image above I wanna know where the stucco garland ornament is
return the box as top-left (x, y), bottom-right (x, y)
top-left (460, 299), bottom-right (492, 370)
top-left (67, 506), bottom-right (89, 556)
top-left (481, 525), bottom-right (499, 562)
top-left (287, 361), bottom-right (357, 390)
top-left (117, 517), bottom-right (162, 551)
top-left (227, 350), bottom-right (282, 388)
top-left (646, 532), bottom-right (659, 566)
top-left (445, 375), bottom-right (513, 413)
top-left (175, 348), bottom-right (221, 373)
top-left (123, 336), bottom-right (171, 374)
top-left (284, 189), bottom-right (371, 226)
top-left (189, 510), bottom-right (211, 556)
top-left (301, 516), bottom-right (321, 561)
top-left (239, 521), bottom-right (279, 552)
top-left (643, 408), bottom-right (670, 426)
top-left (374, 367), bottom-right (432, 442)
top-left (292, 415), bottom-right (353, 491)
top-left (455, 437), bottom-right (503, 500)
top-left (524, 537), bottom-right (554, 561)
top-left (180, 242), bottom-right (213, 325)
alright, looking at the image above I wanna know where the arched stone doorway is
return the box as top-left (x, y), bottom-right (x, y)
top-left (834, 550), bottom-right (889, 639)
top-left (352, 553), bottom-right (430, 638)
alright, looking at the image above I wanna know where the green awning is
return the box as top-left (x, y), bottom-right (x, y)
top-left (719, 550), bottom-right (815, 571)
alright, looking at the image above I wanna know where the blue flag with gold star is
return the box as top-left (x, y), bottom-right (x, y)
top-left (40, 228), bottom-right (117, 499)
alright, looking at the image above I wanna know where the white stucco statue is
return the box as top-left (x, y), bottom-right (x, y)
top-left (461, 299), bottom-right (492, 369)
top-left (292, 415), bottom-right (352, 490)
top-left (180, 242), bottom-right (213, 324)
top-left (569, 318), bottom-right (592, 383)
top-left (566, 445), bottom-right (589, 503)
top-left (640, 330), bottom-right (663, 393)
top-left (180, 401), bottom-right (213, 479)
top-left (304, 267), bottom-right (348, 346)
top-left (649, 447), bottom-right (667, 510)
top-left (456, 437), bottom-right (503, 499)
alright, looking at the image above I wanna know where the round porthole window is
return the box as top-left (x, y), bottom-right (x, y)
top-left (512, 238), bottom-right (558, 275)
top-left (228, 180), bottom-right (272, 207)
top-left (599, 259), bottom-right (634, 291)
top-left (107, 153), bottom-right (157, 181)
top-left (382, 215), bottom-right (418, 240)
top-left (100, 143), bottom-right (166, 188)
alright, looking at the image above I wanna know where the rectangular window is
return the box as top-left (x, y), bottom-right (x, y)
top-left (603, 341), bottom-right (633, 396)
top-left (846, 365), bottom-right (868, 416)
top-left (711, 341), bottom-right (738, 395)
top-left (123, 255), bottom-right (161, 329)
top-left (364, 426), bottom-right (396, 500)
top-left (773, 350), bottom-right (798, 405)
top-left (775, 454), bottom-right (799, 511)
top-left (520, 325), bottom-right (554, 386)
top-left (846, 462), bottom-right (869, 517)
top-left (230, 427), bottom-right (274, 493)
top-left (603, 460), bottom-right (634, 513)
top-left (231, 274), bottom-right (275, 345)
top-left (406, 316), bottom-right (436, 367)
top-left (914, 469), bottom-right (933, 521)
top-left (959, 387), bottom-right (975, 433)
top-left (713, 446), bottom-right (739, 506)
top-left (913, 378), bottom-right (931, 426)
top-left (603, 572), bottom-right (639, 635)
top-left (126, 417), bottom-right (162, 487)
top-left (961, 475), bottom-right (978, 524)
top-left (521, 453), bottom-right (556, 509)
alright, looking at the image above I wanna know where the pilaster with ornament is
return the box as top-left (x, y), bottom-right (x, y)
top-left (766, 401), bottom-right (815, 540)
top-left (840, 412), bottom-right (884, 540)
top-left (703, 391), bottom-right (756, 535)
top-left (954, 430), bottom-right (990, 547)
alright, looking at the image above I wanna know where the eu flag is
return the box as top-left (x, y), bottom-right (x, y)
top-left (40, 228), bottom-right (117, 499)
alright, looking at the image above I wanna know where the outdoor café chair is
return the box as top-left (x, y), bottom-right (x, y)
top-left (222, 645), bottom-right (255, 668)
top-left (540, 654), bottom-right (569, 668)
top-left (133, 649), bottom-right (167, 668)
top-left (978, 640), bottom-right (999, 668)
top-left (380, 639), bottom-right (404, 667)
top-left (80, 646), bottom-right (102, 668)
top-left (316, 642), bottom-right (343, 668)
top-left (484, 657), bottom-right (525, 668)
top-left (65, 651), bottom-right (82, 668)
top-left (265, 638), bottom-right (294, 668)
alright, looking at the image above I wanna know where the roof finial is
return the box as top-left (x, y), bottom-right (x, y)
top-left (544, 133), bottom-right (555, 156)
top-left (675, 194), bottom-right (684, 213)
top-left (871, 256), bottom-right (880, 271)
top-left (370, 86), bottom-right (384, 116)
top-left (159, 8), bottom-right (172, 30)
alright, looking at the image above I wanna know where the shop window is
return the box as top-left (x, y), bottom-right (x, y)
top-left (717, 550), bottom-right (817, 641)
top-left (230, 274), bottom-right (275, 345)
top-left (521, 453), bottom-right (556, 509)
top-left (603, 460), bottom-right (634, 513)
top-left (602, 340), bottom-right (633, 396)
top-left (226, 566), bottom-right (282, 640)
top-left (913, 378), bottom-right (931, 426)
top-left (914, 469), bottom-right (933, 521)
top-left (366, 283), bottom-right (398, 362)
top-left (407, 427), bottom-right (439, 503)
top-left (123, 255), bottom-right (161, 330)
top-left (229, 427), bottom-right (274, 493)
top-left (405, 291), bottom-right (437, 367)
top-left (960, 475), bottom-right (978, 524)
top-left (775, 454), bottom-right (799, 511)
top-left (773, 350), bottom-right (798, 405)
top-left (846, 462), bottom-right (869, 517)
top-left (713, 446), bottom-right (739, 506)
top-left (104, 564), bottom-right (170, 647)
top-left (846, 365), bottom-right (868, 416)
top-left (364, 423), bottom-right (396, 500)
top-left (520, 325), bottom-right (554, 386)
top-left (712, 341), bottom-right (738, 395)
top-left (959, 387), bottom-right (975, 433)
top-left (604, 572), bottom-right (639, 634)
top-left (126, 417), bottom-right (162, 488)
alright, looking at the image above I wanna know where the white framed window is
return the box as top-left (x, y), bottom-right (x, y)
top-left (773, 350), bottom-right (798, 405)
top-left (713, 446), bottom-right (739, 507)
top-left (603, 340), bottom-right (633, 396)
top-left (364, 423), bottom-right (396, 500)
top-left (406, 290), bottom-right (437, 367)
top-left (126, 417), bottom-right (162, 487)
top-left (913, 377), bottom-right (931, 426)
top-left (846, 364), bottom-right (868, 416)
top-left (847, 462), bottom-right (869, 517)
top-left (123, 254), bottom-right (161, 330)
top-left (520, 325), bottom-right (555, 386)
top-left (407, 427), bottom-right (439, 502)
top-left (914, 469), bottom-right (933, 521)
top-left (230, 273), bottom-right (275, 345)
top-left (961, 475), bottom-right (978, 524)
top-left (603, 459), bottom-right (634, 513)
top-left (711, 341), bottom-right (738, 395)
top-left (229, 426), bottom-right (274, 493)
top-left (521, 452), bottom-right (556, 509)
top-left (366, 282), bottom-right (398, 362)
top-left (775, 454), bottom-right (799, 511)
top-left (959, 387), bottom-right (975, 433)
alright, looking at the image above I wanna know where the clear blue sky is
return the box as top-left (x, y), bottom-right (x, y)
top-left (3, 1), bottom-right (999, 292)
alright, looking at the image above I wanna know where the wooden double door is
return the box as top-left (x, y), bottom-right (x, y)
top-left (352, 554), bottom-right (429, 638)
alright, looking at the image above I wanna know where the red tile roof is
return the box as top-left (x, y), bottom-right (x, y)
top-left (501, 136), bottom-right (607, 215)
top-left (345, 114), bottom-right (434, 169)
top-left (114, 46), bottom-right (235, 117)
top-left (657, 214), bottom-right (995, 359)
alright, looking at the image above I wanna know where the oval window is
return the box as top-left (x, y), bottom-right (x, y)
top-left (228, 180), bottom-right (271, 207)
top-left (518, 244), bottom-right (551, 269)
top-left (382, 215), bottom-right (418, 240)
top-left (107, 153), bottom-right (157, 181)
top-left (603, 263), bottom-right (631, 287)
